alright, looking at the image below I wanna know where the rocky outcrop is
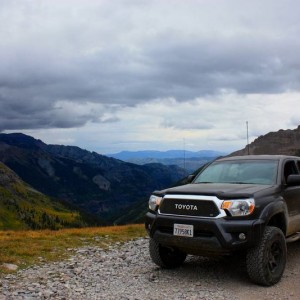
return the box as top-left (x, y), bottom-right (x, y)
top-left (92, 175), bottom-right (111, 191)
top-left (231, 125), bottom-right (300, 156)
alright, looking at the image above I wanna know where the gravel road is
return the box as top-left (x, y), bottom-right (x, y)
top-left (1, 237), bottom-right (300, 299)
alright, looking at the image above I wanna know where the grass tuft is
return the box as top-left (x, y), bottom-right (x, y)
top-left (0, 224), bottom-right (146, 274)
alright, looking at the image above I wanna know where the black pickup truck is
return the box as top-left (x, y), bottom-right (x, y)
top-left (145, 155), bottom-right (300, 286)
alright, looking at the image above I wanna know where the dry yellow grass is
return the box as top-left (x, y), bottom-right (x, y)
top-left (0, 224), bottom-right (146, 274)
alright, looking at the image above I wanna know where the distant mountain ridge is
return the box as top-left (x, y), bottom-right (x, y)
top-left (108, 150), bottom-right (226, 172)
top-left (108, 149), bottom-right (226, 160)
top-left (0, 133), bottom-right (186, 225)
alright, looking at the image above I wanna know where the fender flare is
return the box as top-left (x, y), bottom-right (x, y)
top-left (259, 197), bottom-right (288, 235)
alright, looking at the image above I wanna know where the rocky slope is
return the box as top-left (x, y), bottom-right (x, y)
top-left (231, 125), bottom-right (300, 156)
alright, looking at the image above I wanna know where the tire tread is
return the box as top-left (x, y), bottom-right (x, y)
top-left (246, 226), bottom-right (286, 286)
top-left (149, 238), bottom-right (186, 269)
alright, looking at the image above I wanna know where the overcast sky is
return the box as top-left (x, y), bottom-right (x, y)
top-left (1, 0), bottom-right (300, 154)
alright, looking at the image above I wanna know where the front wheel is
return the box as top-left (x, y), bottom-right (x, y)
top-left (246, 226), bottom-right (287, 286)
top-left (149, 238), bottom-right (187, 269)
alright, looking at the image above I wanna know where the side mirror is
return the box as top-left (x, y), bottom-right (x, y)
top-left (287, 174), bottom-right (300, 186)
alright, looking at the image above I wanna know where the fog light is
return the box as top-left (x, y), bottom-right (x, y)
top-left (239, 233), bottom-right (246, 240)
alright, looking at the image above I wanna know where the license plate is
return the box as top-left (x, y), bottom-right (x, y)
top-left (173, 224), bottom-right (194, 237)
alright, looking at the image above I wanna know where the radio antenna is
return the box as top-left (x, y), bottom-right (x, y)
top-left (246, 121), bottom-right (250, 155)
top-left (183, 138), bottom-right (186, 173)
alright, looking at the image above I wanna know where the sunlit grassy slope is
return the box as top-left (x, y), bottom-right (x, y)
top-left (0, 224), bottom-right (146, 274)
top-left (0, 162), bottom-right (85, 230)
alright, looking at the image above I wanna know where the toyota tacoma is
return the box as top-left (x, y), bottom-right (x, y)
top-left (145, 155), bottom-right (300, 286)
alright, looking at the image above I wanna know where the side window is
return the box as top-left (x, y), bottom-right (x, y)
top-left (283, 161), bottom-right (298, 183)
top-left (297, 160), bottom-right (300, 172)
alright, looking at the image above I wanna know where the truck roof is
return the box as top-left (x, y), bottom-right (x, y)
top-left (219, 155), bottom-right (300, 161)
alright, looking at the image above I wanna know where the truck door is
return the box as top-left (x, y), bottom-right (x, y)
top-left (282, 160), bottom-right (300, 234)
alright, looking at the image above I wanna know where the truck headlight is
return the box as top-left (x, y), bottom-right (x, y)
top-left (221, 199), bottom-right (255, 216)
top-left (149, 195), bottom-right (162, 211)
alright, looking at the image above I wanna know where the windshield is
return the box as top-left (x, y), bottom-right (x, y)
top-left (194, 159), bottom-right (278, 185)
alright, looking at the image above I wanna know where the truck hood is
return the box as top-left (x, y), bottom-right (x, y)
top-left (160, 183), bottom-right (277, 199)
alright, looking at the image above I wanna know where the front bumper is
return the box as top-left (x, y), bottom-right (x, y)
top-left (145, 211), bottom-right (265, 255)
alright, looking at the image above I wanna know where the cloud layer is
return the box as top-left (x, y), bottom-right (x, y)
top-left (1, 0), bottom-right (300, 152)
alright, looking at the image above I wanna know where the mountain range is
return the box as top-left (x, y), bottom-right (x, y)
top-left (1, 125), bottom-right (300, 229)
top-left (0, 133), bottom-right (186, 225)
top-left (108, 149), bottom-right (225, 160)
top-left (108, 150), bottom-right (226, 173)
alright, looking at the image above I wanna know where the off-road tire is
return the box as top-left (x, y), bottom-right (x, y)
top-left (246, 226), bottom-right (287, 286)
top-left (149, 238), bottom-right (187, 269)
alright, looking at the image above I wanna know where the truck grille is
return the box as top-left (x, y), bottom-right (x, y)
top-left (159, 197), bottom-right (220, 217)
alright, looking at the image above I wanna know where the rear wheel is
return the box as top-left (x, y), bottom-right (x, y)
top-left (149, 238), bottom-right (187, 269)
top-left (246, 226), bottom-right (286, 286)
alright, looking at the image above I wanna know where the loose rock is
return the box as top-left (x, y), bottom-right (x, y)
top-left (1, 238), bottom-right (300, 299)
top-left (1, 263), bottom-right (18, 271)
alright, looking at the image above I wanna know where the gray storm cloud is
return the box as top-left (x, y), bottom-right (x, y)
top-left (1, 0), bottom-right (300, 131)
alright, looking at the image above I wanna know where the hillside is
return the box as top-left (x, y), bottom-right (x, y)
top-left (231, 125), bottom-right (300, 156)
top-left (0, 133), bottom-right (186, 224)
top-left (0, 162), bottom-right (84, 230)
